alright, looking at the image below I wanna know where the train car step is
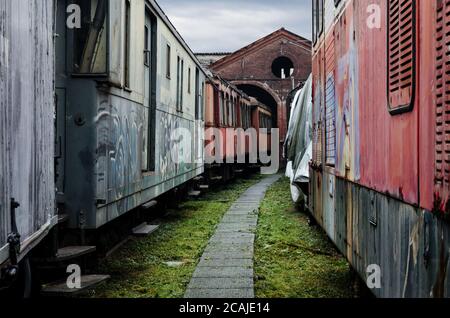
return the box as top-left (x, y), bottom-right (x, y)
top-left (188, 190), bottom-right (202, 197)
top-left (132, 223), bottom-right (160, 237)
top-left (41, 275), bottom-right (110, 297)
top-left (54, 246), bottom-right (97, 262)
top-left (141, 200), bottom-right (158, 210)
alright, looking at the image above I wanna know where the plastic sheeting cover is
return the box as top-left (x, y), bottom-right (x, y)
top-left (284, 74), bottom-right (312, 196)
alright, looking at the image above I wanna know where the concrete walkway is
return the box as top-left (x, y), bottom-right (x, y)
top-left (185, 174), bottom-right (281, 298)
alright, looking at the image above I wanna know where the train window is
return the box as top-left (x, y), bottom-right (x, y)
top-left (312, 0), bottom-right (316, 43)
top-left (166, 45), bottom-right (171, 79)
top-left (312, 0), bottom-right (324, 44)
top-left (201, 82), bottom-right (205, 120)
top-left (176, 57), bottom-right (184, 112)
top-left (125, 0), bottom-right (131, 87)
top-left (195, 68), bottom-right (200, 119)
top-left (143, 9), bottom-right (157, 172)
top-left (144, 26), bottom-right (150, 67)
top-left (387, 0), bottom-right (415, 114)
top-left (181, 60), bottom-right (184, 110)
top-left (73, 0), bottom-right (108, 74)
top-left (318, 0), bottom-right (324, 37)
top-left (188, 67), bottom-right (191, 94)
top-left (219, 92), bottom-right (224, 125)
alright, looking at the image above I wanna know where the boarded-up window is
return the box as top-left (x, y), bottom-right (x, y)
top-left (435, 0), bottom-right (450, 189)
top-left (387, 0), bottom-right (415, 113)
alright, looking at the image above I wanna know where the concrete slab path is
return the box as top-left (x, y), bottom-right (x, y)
top-left (185, 174), bottom-right (282, 298)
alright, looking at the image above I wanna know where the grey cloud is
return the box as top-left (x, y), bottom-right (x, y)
top-left (157, 0), bottom-right (312, 52)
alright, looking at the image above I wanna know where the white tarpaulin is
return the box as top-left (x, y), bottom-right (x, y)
top-left (284, 74), bottom-right (312, 203)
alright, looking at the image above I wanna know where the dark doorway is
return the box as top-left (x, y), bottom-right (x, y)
top-left (236, 84), bottom-right (278, 128)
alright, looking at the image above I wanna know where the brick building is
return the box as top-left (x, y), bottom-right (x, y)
top-left (205, 28), bottom-right (312, 151)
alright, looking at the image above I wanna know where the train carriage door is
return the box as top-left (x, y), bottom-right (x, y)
top-left (143, 9), bottom-right (157, 172)
top-left (194, 68), bottom-right (202, 163)
top-left (55, 0), bottom-right (68, 201)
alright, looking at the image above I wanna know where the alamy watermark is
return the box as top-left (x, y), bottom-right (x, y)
top-left (366, 264), bottom-right (381, 289)
top-left (66, 264), bottom-right (81, 289)
top-left (174, 126), bottom-right (280, 175)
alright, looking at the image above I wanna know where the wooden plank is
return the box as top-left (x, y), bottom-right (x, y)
top-left (0, 1), bottom-right (55, 265)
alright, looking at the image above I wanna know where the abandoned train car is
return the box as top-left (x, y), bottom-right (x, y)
top-left (55, 0), bottom-right (207, 231)
top-left (204, 75), bottom-right (274, 180)
top-left (0, 1), bottom-right (56, 296)
top-left (310, 0), bottom-right (450, 297)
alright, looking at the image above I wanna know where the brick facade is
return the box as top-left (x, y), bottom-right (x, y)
top-left (210, 28), bottom-right (312, 145)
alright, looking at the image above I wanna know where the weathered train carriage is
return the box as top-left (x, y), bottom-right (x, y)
top-left (0, 0), bottom-right (56, 281)
top-left (204, 75), bottom-right (252, 178)
top-left (311, 0), bottom-right (450, 297)
top-left (55, 0), bottom-right (206, 231)
top-left (250, 98), bottom-right (273, 157)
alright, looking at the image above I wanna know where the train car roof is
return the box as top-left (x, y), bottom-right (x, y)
top-left (209, 73), bottom-right (251, 101)
top-left (149, 0), bottom-right (209, 78)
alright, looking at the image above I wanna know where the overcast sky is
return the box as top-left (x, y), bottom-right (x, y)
top-left (157, 0), bottom-right (312, 53)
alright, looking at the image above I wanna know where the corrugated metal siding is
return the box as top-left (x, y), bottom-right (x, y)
top-left (0, 0), bottom-right (56, 264)
top-left (312, 169), bottom-right (450, 298)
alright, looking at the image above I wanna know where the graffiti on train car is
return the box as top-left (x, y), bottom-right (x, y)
top-left (335, 12), bottom-right (360, 181)
top-left (160, 112), bottom-right (194, 179)
top-left (95, 95), bottom-right (144, 202)
top-left (204, 127), bottom-right (280, 174)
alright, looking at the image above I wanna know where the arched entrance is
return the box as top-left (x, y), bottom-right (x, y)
top-left (232, 80), bottom-right (283, 131)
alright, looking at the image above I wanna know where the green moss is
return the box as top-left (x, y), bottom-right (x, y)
top-left (87, 174), bottom-right (263, 298)
top-left (254, 177), bottom-right (354, 298)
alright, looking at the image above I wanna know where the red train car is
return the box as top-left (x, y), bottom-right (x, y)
top-left (310, 0), bottom-right (450, 297)
top-left (250, 98), bottom-right (273, 157)
top-left (204, 75), bottom-right (273, 180)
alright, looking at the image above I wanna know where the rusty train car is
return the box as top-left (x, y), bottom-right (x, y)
top-left (310, 0), bottom-right (450, 297)
top-left (204, 75), bottom-right (273, 180)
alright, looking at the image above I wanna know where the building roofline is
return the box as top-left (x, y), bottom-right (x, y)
top-left (211, 28), bottom-right (312, 70)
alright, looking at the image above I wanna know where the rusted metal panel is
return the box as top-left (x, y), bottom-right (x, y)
top-left (0, 0), bottom-right (56, 265)
top-left (418, 0), bottom-right (435, 212)
top-left (310, 0), bottom-right (450, 297)
top-left (311, 170), bottom-right (450, 298)
top-left (334, 4), bottom-right (360, 181)
top-left (357, 0), bottom-right (418, 205)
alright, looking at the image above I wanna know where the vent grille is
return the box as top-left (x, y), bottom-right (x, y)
top-left (435, 0), bottom-right (450, 187)
top-left (325, 33), bottom-right (336, 166)
top-left (388, 0), bottom-right (415, 111)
